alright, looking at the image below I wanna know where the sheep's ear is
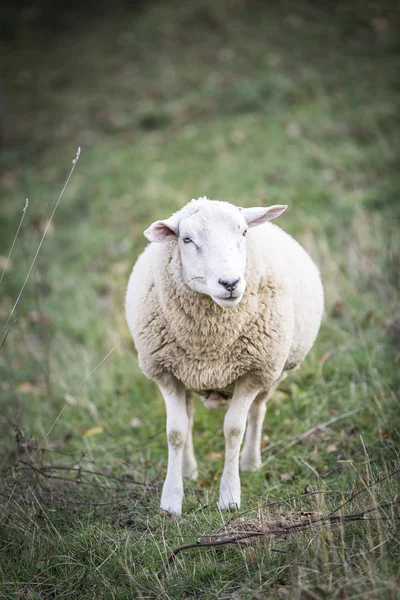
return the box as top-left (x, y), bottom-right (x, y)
top-left (242, 205), bottom-right (288, 228)
top-left (144, 217), bottom-right (178, 243)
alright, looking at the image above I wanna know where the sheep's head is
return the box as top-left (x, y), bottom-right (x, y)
top-left (144, 198), bottom-right (287, 308)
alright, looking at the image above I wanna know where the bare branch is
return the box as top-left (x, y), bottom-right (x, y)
top-left (165, 498), bottom-right (400, 567)
top-left (18, 460), bottom-right (160, 489)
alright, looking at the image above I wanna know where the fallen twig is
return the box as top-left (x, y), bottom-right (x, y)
top-left (165, 498), bottom-right (400, 567)
top-left (223, 489), bottom-right (352, 528)
top-left (18, 460), bottom-right (160, 489)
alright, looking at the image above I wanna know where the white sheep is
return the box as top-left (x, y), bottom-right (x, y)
top-left (125, 197), bottom-right (323, 515)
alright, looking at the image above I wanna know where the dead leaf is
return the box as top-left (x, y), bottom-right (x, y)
top-left (326, 444), bottom-right (337, 453)
top-left (42, 548), bottom-right (54, 561)
top-left (248, 548), bottom-right (258, 563)
top-left (198, 479), bottom-right (213, 488)
top-left (81, 426), bottom-right (104, 437)
top-left (25, 311), bottom-right (52, 326)
top-left (129, 417), bottom-right (142, 428)
top-left (1, 172), bottom-right (19, 191)
top-left (18, 382), bottom-right (39, 393)
top-left (280, 471), bottom-right (295, 482)
top-left (283, 510), bottom-right (323, 522)
top-left (371, 17), bottom-right (390, 33)
top-left (205, 452), bottom-right (223, 461)
top-left (331, 300), bottom-right (346, 317)
top-left (379, 429), bottom-right (392, 439)
top-left (348, 426), bottom-right (360, 437)
top-left (272, 390), bottom-right (288, 403)
top-left (261, 435), bottom-right (270, 449)
top-left (306, 426), bottom-right (334, 443)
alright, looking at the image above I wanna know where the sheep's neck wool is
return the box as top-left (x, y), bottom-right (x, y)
top-left (136, 240), bottom-right (293, 392)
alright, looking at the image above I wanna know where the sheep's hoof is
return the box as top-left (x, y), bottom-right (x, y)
top-left (218, 488), bottom-right (241, 511)
top-left (219, 475), bottom-right (241, 510)
top-left (183, 468), bottom-right (198, 481)
top-left (159, 500), bottom-right (182, 516)
top-left (160, 485), bottom-right (183, 516)
top-left (218, 498), bottom-right (240, 511)
top-left (182, 460), bottom-right (198, 480)
top-left (240, 457), bottom-right (262, 472)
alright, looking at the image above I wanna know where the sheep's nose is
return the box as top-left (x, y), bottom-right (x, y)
top-left (218, 278), bottom-right (240, 292)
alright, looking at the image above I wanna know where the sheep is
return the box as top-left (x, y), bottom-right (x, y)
top-left (125, 197), bottom-right (324, 515)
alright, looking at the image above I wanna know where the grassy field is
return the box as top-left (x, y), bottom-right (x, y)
top-left (0, 1), bottom-right (399, 597)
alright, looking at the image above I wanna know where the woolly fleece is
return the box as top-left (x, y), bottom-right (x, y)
top-left (125, 199), bottom-right (324, 394)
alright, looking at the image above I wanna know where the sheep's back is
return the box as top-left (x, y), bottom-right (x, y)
top-left (249, 223), bottom-right (324, 368)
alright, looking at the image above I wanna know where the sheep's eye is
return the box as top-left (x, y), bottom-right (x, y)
top-left (183, 237), bottom-right (192, 244)
top-left (242, 230), bottom-right (248, 237)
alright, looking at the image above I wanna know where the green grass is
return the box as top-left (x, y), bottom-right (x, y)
top-left (0, 1), bottom-right (399, 597)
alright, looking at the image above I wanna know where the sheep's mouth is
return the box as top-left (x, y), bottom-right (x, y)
top-left (212, 294), bottom-right (242, 308)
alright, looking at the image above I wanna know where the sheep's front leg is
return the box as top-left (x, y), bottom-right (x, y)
top-left (158, 375), bottom-right (188, 516)
top-left (182, 394), bottom-right (198, 480)
top-left (219, 377), bottom-right (261, 511)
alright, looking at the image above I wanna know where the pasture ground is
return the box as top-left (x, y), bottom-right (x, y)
top-left (0, 1), bottom-right (399, 598)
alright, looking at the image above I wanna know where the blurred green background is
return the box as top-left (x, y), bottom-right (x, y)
top-left (0, 1), bottom-right (399, 598)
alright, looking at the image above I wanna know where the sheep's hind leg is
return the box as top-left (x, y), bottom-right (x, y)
top-left (240, 391), bottom-right (268, 472)
top-left (219, 377), bottom-right (261, 511)
top-left (241, 374), bottom-right (287, 472)
top-left (157, 375), bottom-right (188, 516)
top-left (182, 393), bottom-right (198, 480)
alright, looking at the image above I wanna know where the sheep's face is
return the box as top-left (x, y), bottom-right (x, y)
top-left (144, 199), bottom-right (287, 309)
top-left (177, 208), bottom-right (248, 308)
